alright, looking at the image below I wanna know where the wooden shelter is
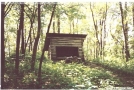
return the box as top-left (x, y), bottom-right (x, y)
top-left (44, 33), bottom-right (87, 61)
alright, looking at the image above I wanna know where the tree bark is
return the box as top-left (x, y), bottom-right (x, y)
top-left (100, 19), bottom-right (103, 57)
top-left (15, 2), bottom-right (24, 75)
top-left (7, 32), bottom-right (11, 57)
top-left (53, 14), bottom-right (55, 33)
top-left (102, 2), bottom-right (107, 60)
top-left (132, 2), bottom-right (134, 31)
top-left (70, 21), bottom-right (72, 33)
top-left (125, 2), bottom-right (130, 58)
top-left (119, 2), bottom-right (130, 62)
top-left (57, 14), bottom-right (60, 33)
top-left (21, 3), bottom-right (25, 55)
top-left (29, 23), bottom-right (32, 52)
top-left (15, 2), bottom-right (24, 88)
top-left (47, 3), bottom-right (57, 33)
top-left (1, 2), bottom-right (5, 89)
top-left (37, 3), bottom-right (57, 88)
top-left (31, 3), bottom-right (41, 71)
top-left (76, 18), bottom-right (78, 34)
top-left (73, 20), bottom-right (75, 34)
top-left (90, 2), bottom-right (100, 58)
top-left (25, 20), bottom-right (33, 53)
top-left (99, 3), bottom-right (107, 60)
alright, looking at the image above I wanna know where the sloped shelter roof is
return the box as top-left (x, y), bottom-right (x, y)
top-left (44, 33), bottom-right (87, 51)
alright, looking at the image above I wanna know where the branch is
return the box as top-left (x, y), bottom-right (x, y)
top-left (90, 2), bottom-right (97, 31)
top-left (5, 3), bottom-right (11, 14)
top-left (4, 2), bottom-right (14, 17)
top-left (119, 2), bottom-right (125, 32)
top-left (24, 9), bottom-right (31, 20)
top-left (24, 3), bottom-right (37, 23)
top-left (5, 2), bottom-right (9, 7)
top-left (24, 4), bottom-right (33, 13)
top-left (31, 5), bottom-right (37, 23)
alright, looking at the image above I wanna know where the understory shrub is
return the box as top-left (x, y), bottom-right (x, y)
top-left (5, 57), bottom-right (121, 89)
top-left (92, 58), bottom-right (134, 75)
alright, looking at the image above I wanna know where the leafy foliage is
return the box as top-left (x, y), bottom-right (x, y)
top-left (5, 55), bottom-right (121, 89)
top-left (91, 58), bottom-right (134, 76)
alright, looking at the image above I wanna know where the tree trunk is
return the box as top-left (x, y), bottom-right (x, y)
top-left (73, 19), bottom-right (75, 34)
top-left (24, 28), bottom-right (26, 51)
top-left (1, 2), bottom-right (5, 89)
top-left (70, 21), bottom-right (72, 33)
top-left (125, 2), bottom-right (130, 58)
top-left (76, 18), bottom-right (78, 34)
top-left (94, 42), bottom-right (96, 59)
top-left (21, 10), bottom-right (25, 55)
top-left (53, 15), bottom-right (55, 33)
top-left (25, 20), bottom-right (33, 53)
top-left (90, 2), bottom-right (100, 58)
top-left (100, 19), bottom-right (103, 58)
top-left (47, 3), bottom-right (57, 33)
top-left (132, 2), bottom-right (134, 31)
top-left (15, 3), bottom-right (24, 88)
top-left (122, 44), bottom-right (125, 59)
top-left (119, 2), bottom-right (130, 62)
top-left (15, 3), bottom-right (24, 75)
top-left (31, 3), bottom-right (41, 71)
top-left (37, 3), bottom-right (57, 88)
top-left (29, 25), bottom-right (32, 52)
top-left (86, 38), bottom-right (89, 60)
top-left (95, 20), bottom-right (100, 58)
top-left (102, 2), bottom-right (107, 60)
top-left (57, 14), bottom-right (60, 33)
top-left (8, 33), bottom-right (11, 57)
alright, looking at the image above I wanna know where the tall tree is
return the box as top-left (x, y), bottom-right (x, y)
top-left (57, 14), bottom-right (60, 33)
top-left (47, 3), bottom-right (57, 33)
top-left (57, 5), bottom-right (60, 33)
top-left (103, 2), bottom-right (108, 60)
top-left (21, 3), bottom-right (25, 55)
top-left (132, 2), bottom-right (134, 31)
top-left (90, 2), bottom-right (100, 58)
top-left (100, 2), bottom-right (108, 60)
top-left (15, 2), bottom-right (24, 88)
top-left (31, 3), bottom-right (41, 71)
top-left (15, 2), bottom-right (24, 75)
top-left (1, 2), bottom-right (5, 89)
top-left (37, 3), bottom-right (57, 88)
top-left (119, 2), bottom-right (130, 62)
top-left (53, 14), bottom-right (56, 33)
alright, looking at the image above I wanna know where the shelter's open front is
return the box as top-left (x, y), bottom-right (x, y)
top-left (44, 33), bottom-right (87, 61)
top-left (56, 46), bottom-right (79, 57)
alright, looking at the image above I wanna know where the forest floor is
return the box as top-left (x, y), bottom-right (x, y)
top-left (87, 62), bottom-right (134, 87)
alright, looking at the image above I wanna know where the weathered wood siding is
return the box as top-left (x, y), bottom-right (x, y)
top-left (48, 37), bottom-right (85, 61)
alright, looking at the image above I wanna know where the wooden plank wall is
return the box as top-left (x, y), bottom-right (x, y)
top-left (48, 37), bottom-right (85, 60)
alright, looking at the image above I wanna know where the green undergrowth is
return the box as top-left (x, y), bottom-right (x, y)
top-left (91, 58), bottom-right (134, 76)
top-left (4, 56), bottom-right (122, 89)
